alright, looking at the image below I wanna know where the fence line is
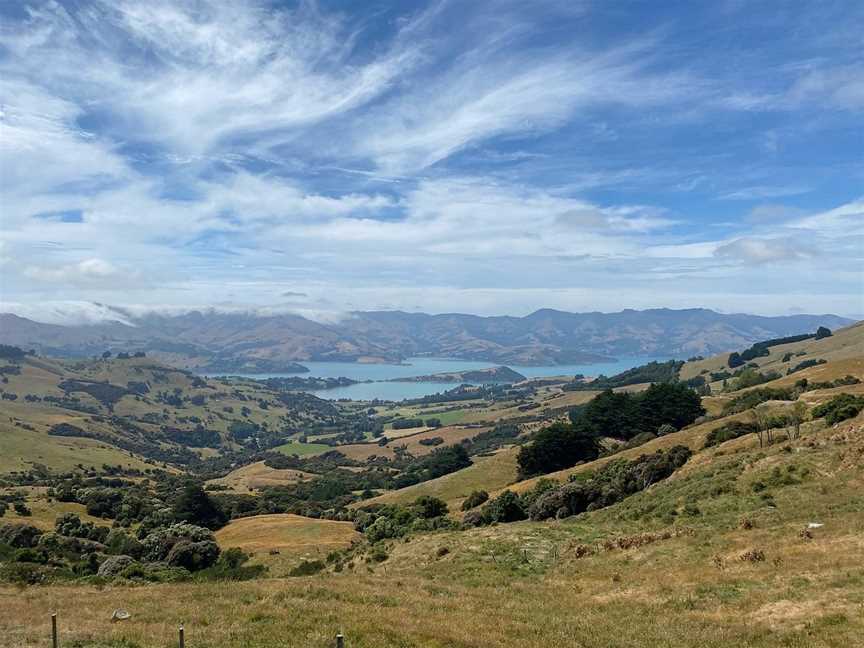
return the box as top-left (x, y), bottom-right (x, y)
top-left (48, 613), bottom-right (346, 647)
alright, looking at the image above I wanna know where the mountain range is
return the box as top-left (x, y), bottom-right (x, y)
top-left (0, 307), bottom-right (854, 371)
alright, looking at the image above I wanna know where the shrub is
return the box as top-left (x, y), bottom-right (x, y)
top-left (54, 513), bottom-right (109, 543)
top-left (0, 523), bottom-right (42, 548)
top-left (703, 421), bottom-right (758, 448)
top-left (811, 393), bottom-right (864, 425)
top-left (289, 559), bottom-right (325, 576)
top-left (722, 388), bottom-right (795, 414)
top-left (815, 326), bottom-right (832, 340)
top-left (166, 540), bottom-right (220, 572)
top-left (461, 490), bottom-right (489, 511)
top-left (529, 446), bottom-right (692, 521)
top-left (412, 496), bottom-right (448, 519)
top-left (141, 523), bottom-right (215, 562)
top-left (197, 548), bottom-right (267, 581)
top-left (657, 423), bottom-right (676, 437)
top-left (105, 529), bottom-right (144, 559)
top-left (481, 490), bottom-right (527, 524)
top-left (13, 502), bottom-right (31, 517)
top-left (97, 555), bottom-right (137, 578)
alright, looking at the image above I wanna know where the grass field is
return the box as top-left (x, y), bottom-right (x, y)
top-left (214, 513), bottom-right (359, 573)
top-left (0, 421), bottom-right (154, 474)
top-left (205, 462), bottom-right (316, 493)
top-left (274, 441), bottom-right (333, 457)
top-left (0, 487), bottom-right (109, 531)
top-left (3, 412), bottom-right (863, 648)
top-left (360, 446), bottom-right (520, 511)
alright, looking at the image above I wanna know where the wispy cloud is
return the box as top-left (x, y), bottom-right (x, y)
top-left (0, 0), bottom-right (861, 318)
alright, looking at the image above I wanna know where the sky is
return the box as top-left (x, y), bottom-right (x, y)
top-left (1, 0), bottom-right (863, 324)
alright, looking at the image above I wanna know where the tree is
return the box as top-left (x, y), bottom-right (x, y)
top-left (517, 422), bottom-right (601, 479)
top-left (752, 405), bottom-right (773, 448)
top-left (815, 326), bottom-right (832, 340)
top-left (728, 352), bottom-right (744, 368)
top-left (172, 482), bottom-right (228, 530)
top-left (412, 496), bottom-right (448, 519)
top-left (102, 351), bottom-right (112, 359)
top-left (787, 401), bottom-right (807, 441)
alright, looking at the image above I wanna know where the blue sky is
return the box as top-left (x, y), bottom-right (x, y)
top-left (1, 0), bottom-right (862, 323)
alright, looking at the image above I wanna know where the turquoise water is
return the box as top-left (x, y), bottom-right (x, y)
top-left (245, 356), bottom-right (673, 402)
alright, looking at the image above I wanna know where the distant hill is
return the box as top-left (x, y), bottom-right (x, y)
top-left (0, 307), bottom-right (854, 370)
top-left (390, 366), bottom-right (527, 384)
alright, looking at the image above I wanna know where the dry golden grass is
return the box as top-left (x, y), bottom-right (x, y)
top-left (214, 514), bottom-right (359, 555)
top-left (205, 462), bottom-right (316, 493)
top-left (359, 446), bottom-right (520, 511)
top-left (679, 320), bottom-right (864, 383)
top-left (3, 416), bottom-right (864, 647)
top-left (0, 486), bottom-right (109, 531)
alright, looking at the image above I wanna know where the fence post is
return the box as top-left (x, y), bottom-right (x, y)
top-left (51, 613), bottom-right (58, 648)
top-left (179, 624), bottom-right (185, 648)
top-left (336, 632), bottom-right (344, 648)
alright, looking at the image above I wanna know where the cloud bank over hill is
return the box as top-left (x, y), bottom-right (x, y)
top-left (1, 1), bottom-right (862, 316)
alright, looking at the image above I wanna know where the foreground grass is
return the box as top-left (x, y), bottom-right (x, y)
top-left (5, 414), bottom-right (863, 648)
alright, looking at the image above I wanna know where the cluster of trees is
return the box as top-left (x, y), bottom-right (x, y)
top-left (465, 446), bottom-right (693, 526)
top-left (564, 360), bottom-right (684, 392)
top-left (353, 496), bottom-right (455, 543)
top-left (727, 328), bottom-right (832, 369)
top-left (517, 383), bottom-right (703, 479)
top-left (392, 445), bottom-right (471, 489)
top-left (0, 515), bottom-right (259, 585)
top-left (787, 358), bottom-right (826, 374)
top-left (391, 418), bottom-right (425, 430)
top-left (528, 446), bottom-right (693, 521)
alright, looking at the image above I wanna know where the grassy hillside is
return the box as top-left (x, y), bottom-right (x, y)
top-left (360, 447), bottom-right (520, 511)
top-left (0, 353), bottom-right (364, 474)
top-left (205, 462), bottom-right (315, 494)
top-left (3, 411), bottom-right (862, 647)
top-left (215, 513), bottom-right (358, 556)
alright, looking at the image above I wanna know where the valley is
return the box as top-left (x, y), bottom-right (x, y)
top-left (0, 320), bottom-right (863, 646)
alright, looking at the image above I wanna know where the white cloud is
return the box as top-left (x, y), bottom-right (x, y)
top-left (713, 237), bottom-right (816, 264)
top-left (23, 258), bottom-right (135, 286)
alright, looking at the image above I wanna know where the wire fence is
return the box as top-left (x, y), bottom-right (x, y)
top-left (47, 612), bottom-right (346, 647)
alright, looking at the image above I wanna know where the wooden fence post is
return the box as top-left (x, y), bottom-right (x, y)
top-left (51, 613), bottom-right (58, 648)
top-left (179, 624), bottom-right (185, 648)
top-left (336, 632), bottom-right (344, 648)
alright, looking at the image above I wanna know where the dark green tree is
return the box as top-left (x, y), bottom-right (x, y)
top-left (517, 422), bottom-right (601, 479)
top-left (172, 482), bottom-right (228, 530)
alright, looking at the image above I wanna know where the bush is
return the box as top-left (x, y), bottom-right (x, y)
top-left (13, 502), bottom-right (31, 517)
top-left (657, 424), bottom-right (677, 437)
top-left (289, 559), bottom-right (325, 576)
top-left (480, 490), bottom-right (526, 524)
top-left (812, 393), bottom-right (864, 425)
top-left (722, 388), bottom-right (795, 415)
top-left (54, 513), bottom-right (109, 543)
top-left (141, 523), bottom-right (215, 562)
top-left (196, 548), bottom-right (267, 581)
top-left (98, 555), bottom-right (137, 578)
top-left (412, 496), bottom-right (448, 519)
top-left (166, 540), bottom-right (220, 571)
top-left (529, 446), bottom-right (692, 521)
top-left (0, 523), bottom-right (43, 548)
top-left (815, 326), bottom-right (832, 340)
top-left (461, 490), bottom-right (489, 511)
top-left (105, 529), bottom-right (144, 559)
top-left (703, 421), bottom-right (758, 448)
